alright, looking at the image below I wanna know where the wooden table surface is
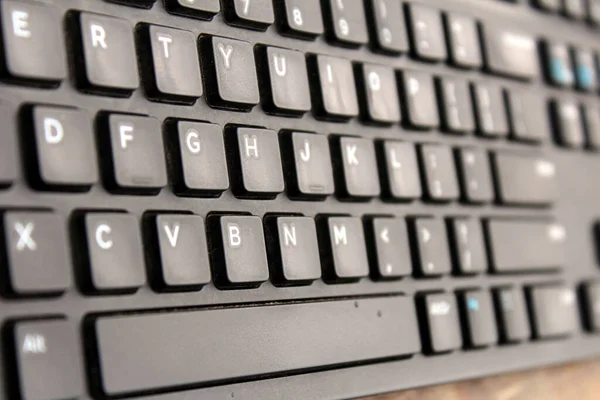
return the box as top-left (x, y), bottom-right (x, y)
top-left (362, 358), bottom-right (600, 400)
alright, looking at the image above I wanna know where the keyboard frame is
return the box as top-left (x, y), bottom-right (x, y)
top-left (1, 0), bottom-right (600, 399)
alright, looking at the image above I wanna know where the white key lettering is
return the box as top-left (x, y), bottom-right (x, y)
top-left (164, 223), bottom-right (180, 248)
top-left (241, 0), bottom-right (251, 15)
top-left (338, 18), bottom-right (349, 36)
top-left (119, 124), bottom-right (134, 149)
top-left (186, 129), bottom-right (201, 154)
top-left (91, 24), bottom-right (108, 49)
top-left (299, 140), bottom-right (311, 162)
top-left (218, 43), bottom-right (233, 69)
top-left (95, 224), bottom-right (113, 250)
top-left (389, 149), bottom-right (402, 169)
top-left (227, 223), bottom-right (242, 248)
top-left (368, 71), bottom-right (381, 91)
top-left (292, 7), bottom-right (303, 26)
top-left (15, 222), bottom-right (36, 252)
top-left (22, 333), bottom-right (47, 354)
top-left (282, 223), bottom-right (297, 247)
top-left (12, 10), bottom-right (31, 38)
top-left (157, 33), bottom-right (173, 58)
top-left (43, 117), bottom-right (64, 145)
top-left (346, 144), bottom-right (359, 166)
top-left (243, 134), bottom-right (259, 159)
top-left (273, 53), bottom-right (287, 77)
top-left (333, 224), bottom-right (347, 246)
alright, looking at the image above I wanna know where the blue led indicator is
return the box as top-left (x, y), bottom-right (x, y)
top-left (577, 65), bottom-right (592, 89)
top-left (467, 297), bottom-right (479, 312)
top-left (551, 58), bottom-right (572, 85)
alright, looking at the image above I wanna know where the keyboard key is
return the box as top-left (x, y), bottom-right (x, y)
top-left (368, 218), bottom-right (412, 279)
top-left (358, 63), bottom-right (401, 124)
top-left (419, 144), bottom-right (459, 202)
top-left (532, 0), bottom-right (561, 11)
top-left (312, 55), bottom-right (359, 119)
top-left (82, 213), bottom-right (146, 293)
top-left (366, 0), bottom-right (408, 54)
top-left (261, 46), bottom-right (311, 115)
top-left (283, 132), bottom-right (335, 198)
top-left (380, 141), bottom-right (422, 200)
top-left (419, 293), bottom-right (462, 353)
top-left (590, 0), bottom-right (600, 23)
top-left (459, 290), bottom-right (498, 347)
top-left (455, 148), bottom-right (494, 204)
top-left (552, 100), bottom-right (585, 148)
top-left (76, 13), bottom-right (139, 94)
top-left (149, 214), bottom-right (211, 290)
top-left (169, 121), bottom-right (229, 196)
top-left (583, 105), bottom-right (600, 150)
top-left (574, 49), bottom-right (597, 91)
top-left (0, 103), bottom-right (17, 187)
top-left (543, 41), bottom-right (574, 87)
top-left (481, 26), bottom-right (537, 79)
top-left (30, 106), bottom-right (98, 189)
top-left (399, 70), bottom-right (439, 129)
top-left (93, 296), bottom-right (420, 396)
top-left (485, 219), bottom-right (566, 272)
top-left (2, 212), bottom-right (71, 296)
top-left (319, 216), bottom-right (369, 282)
top-left (563, 0), bottom-right (586, 18)
top-left (224, 0), bottom-right (274, 30)
top-left (493, 153), bottom-right (558, 205)
top-left (323, 0), bottom-right (369, 46)
top-left (229, 127), bottom-right (284, 198)
top-left (209, 215), bottom-right (269, 288)
top-left (472, 82), bottom-right (509, 137)
top-left (266, 216), bottom-right (321, 285)
top-left (437, 77), bottom-right (475, 133)
top-left (165, 0), bottom-right (221, 20)
top-left (406, 3), bottom-right (447, 61)
top-left (410, 218), bottom-right (451, 277)
top-left (448, 218), bottom-right (487, 275)
top-left (142, 25), bottom-right (203, 102)
top-left (202, 36), bottom-right (259, 110)
top-left (444, 13), bottom-right (482, 68)
top-left (278, 0), bottom-right (324, 38)
top-left (582, 281), bottom-right (600, 332)
top-left (493, 287), bottom-right (531, 343)
top-left (505, 90), bottom-right (549, 143)
top-left (103, 114), bottom-right (167, 193)
top-left (335, 137), bottom-right (380, 199)
top-left (11, 320), bottom-right (83, 400)
top-left (0, 0), bottom-right (66, 84)
top-left (528, 285), bottom-right (578, 338)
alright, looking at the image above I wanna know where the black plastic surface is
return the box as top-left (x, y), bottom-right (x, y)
top-left (1, 0), bottom-right (600, 399)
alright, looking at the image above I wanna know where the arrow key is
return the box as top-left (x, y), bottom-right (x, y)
top-left (368, 218), bottom-right (412, 279)
top-left (410, 218), bottom-right (451, 277)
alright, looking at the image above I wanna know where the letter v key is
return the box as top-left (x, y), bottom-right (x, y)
top-left (164, 223), bottom-right (180, 248)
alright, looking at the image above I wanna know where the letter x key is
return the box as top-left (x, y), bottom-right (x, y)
top-left (3, 212), bottom-right (71, 295)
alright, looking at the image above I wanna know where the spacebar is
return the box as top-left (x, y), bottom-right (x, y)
top-left (93, 296), bottom-right (420, 397)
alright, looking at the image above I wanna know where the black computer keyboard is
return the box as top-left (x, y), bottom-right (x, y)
top-left (1, 0), bottom-right (600, 399)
